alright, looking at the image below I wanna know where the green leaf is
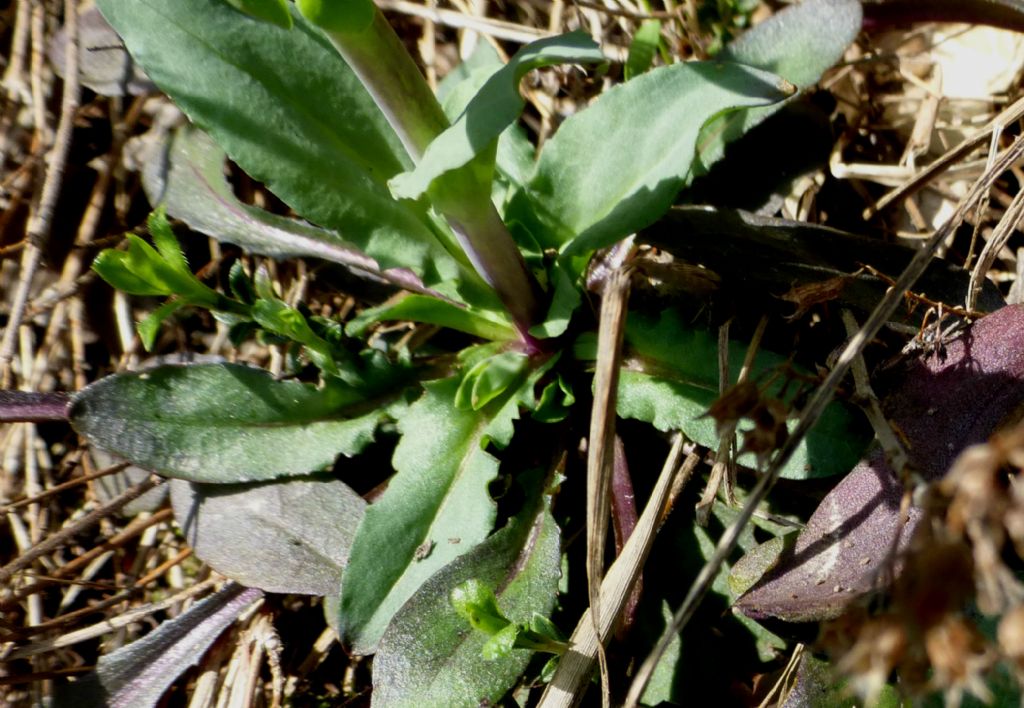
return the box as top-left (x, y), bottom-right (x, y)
top-left (69, 363), bottom-right (398, 483)
top-left (533, 374), bottom-right (574, 423)
top-left (97, 0), bottom-right (477, 295)
top-left (434, 43), bottom-right (539, 207)
top-left (529, 262), bottom-right (581, 339)
top-left (92, 248), bottom-right (169, 297)
top-left (372, 473), bottom-right (561, 706)
top-left (294, 0), bottom-right (375, 33)
top-left (450, 579), bottom-right (511, 635)
top-left (692, 0), bottom-right (861, 177)
top-left (513, 61), bottom-right (793, 256)
top-left (454, 351), bottom-right (530, 410)
top-left (728, 534), bottom-right (795, 598)
top-left (609, 310), bottom-right (869, 479)
top-left (251, 298), bottom-right (339, 376)
top-left (344, 294), bottom-right (515, 341)
top-left (169, 473), bottom-right (364, 595)
top-left (624, 19), bottom-right (662, 80)
top-left (482, 623), bottom-right (521, 660)
top-left (388, 31), bottom-right (605, 202)
top-left (147, 207), bottom-right (190, 274)
top-left (143, 126), bottom-right (436, 295)
top-left (337, 374), bottom-right (523, 653)
top-left (222, 0), bottom-right (292, 28)
top-left (137, 299), bottom-right (187, 351)
top-left (641, 601), bottom-right (684, 706)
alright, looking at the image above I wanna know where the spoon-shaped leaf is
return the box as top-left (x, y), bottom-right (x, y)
top-left (96, 0), bottom-right (475, 295)
top-left (337, 374), bottom-right (524, 653)
top-left (70, 363), bottom-right (400, 483)
top-left (737, 305), bottom-right (1024, 622)
top-left (142, 125), bottom-right (438, 297)
top-left (513, 60), bottom-right (793, 257)
top-left (691, 0), bottom-right (862, 178)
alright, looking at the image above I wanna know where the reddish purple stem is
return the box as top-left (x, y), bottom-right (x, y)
top-left (0, 391), bottom-right (71, 423)
top-left (611, 434), bottom-right (642, 639)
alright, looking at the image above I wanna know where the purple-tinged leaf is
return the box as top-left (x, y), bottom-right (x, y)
top-left (142, 125), bottom-right (441, 298)
top-left (862, 0), bottom-right (1024, 33)
top-left (737, 305), bottom-right (1024, 622)
top-left (170, 474), bottom-right (365, 596)
top-left (52, 583), bottom-right (262, 708)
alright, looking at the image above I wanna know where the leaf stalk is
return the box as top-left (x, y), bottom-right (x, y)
top-left (310, 7), bottom-right (543, 337)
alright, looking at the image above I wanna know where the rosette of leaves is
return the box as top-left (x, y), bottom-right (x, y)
top-left (62, 0), bottom-right (871, 703)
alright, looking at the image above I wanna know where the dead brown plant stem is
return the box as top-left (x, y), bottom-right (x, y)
top-left (841, 309), bottom-right (909, 477)
top-left (0, 508), bottom-right (175, 614)
top-left (0, 462), bottom-right (130, 514)
top-left (539, 436), bottom-right (695, 708)
top-left (866, 93), bottom-right (1024, 219)
top-left (968, 185), bottom-right (1024, 311)
top-left (586, 266), bottom-right (631, 707)
top-left (624, 131), bottom-right (1024, 707)
top-left (0, 0), bottom-right (79, 387)
top-left (0, 476), bottom-right (165, 588)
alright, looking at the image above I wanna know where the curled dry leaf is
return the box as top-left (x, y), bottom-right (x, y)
top-left (737, 304), bottom-right (1024, 623)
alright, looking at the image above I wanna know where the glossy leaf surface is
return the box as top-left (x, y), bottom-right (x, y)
top-left (143, 126), bottom-right (432, 293)
top-left (96, 0), bottom-right (477, 296)
top-left (692, 0), bottom-right (862, 177)
top-left (389, 31), bottom-right (604, 201)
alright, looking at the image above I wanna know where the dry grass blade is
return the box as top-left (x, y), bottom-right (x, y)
top-left (0, 475), bottom-right (165, 587)
top-left (585, 266), bottom-right (631, 706)
top-left (379, 0), bottom-right (550, 43)
top-left (841, 309), bottom-right (909, 479)
top-left (864, 93), bottom-right (1024, 219)
top-left (624, 130), bottom-right (1024, 708)
top-left (968, 186), bottom-right (1024, 311)
top-left (539, 435), bottom-right (698, 708)
top-left (0, 0), bottom-right (79, 386)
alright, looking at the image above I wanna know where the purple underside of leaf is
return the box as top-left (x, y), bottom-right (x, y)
top-left (861, 0), bottom-right (1024, 33)
top-left (737, 305), bottom-right (1024, 623)
top-left (52, 583), bottom-right (262, 708)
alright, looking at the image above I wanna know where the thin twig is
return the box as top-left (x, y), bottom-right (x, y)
top-left (539, 436), bottom-right (697, 708)
top-left (0, 475), bottom-right (165, 588)
top-left (586, 266), bottom-right (631, 706)
top-left (4, 577), bottom-right (231, 660)
top-left (864, 92), bottom-right (1024, 219)
top-left (0, 508), bottom-right (174, 614)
